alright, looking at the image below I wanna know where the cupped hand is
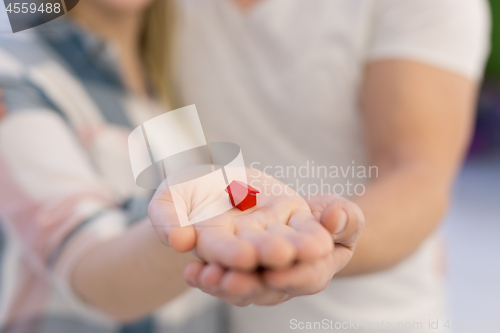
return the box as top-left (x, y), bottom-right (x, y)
top-left (148, 168), bottom-right (333, 271)
top-left (182, 193), bottom-right (365, 306)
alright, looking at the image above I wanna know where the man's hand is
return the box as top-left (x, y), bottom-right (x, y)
top-left (306, 194), bottom-right (365, 267)
top-left (148, 168), bottom-right (334, 271)
top-left (182, 194), bottom-right (365, 306)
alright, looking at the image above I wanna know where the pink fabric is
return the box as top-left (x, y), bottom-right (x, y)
top-left (0, 155), bottom-right (49, 328)
top-left (0, 155), bottom-right (116, 327)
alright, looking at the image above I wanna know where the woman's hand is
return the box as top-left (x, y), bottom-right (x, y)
top-left (148, 168), bottom-right (334, 271)
top-left (182, 194), bottom-right (365, 306)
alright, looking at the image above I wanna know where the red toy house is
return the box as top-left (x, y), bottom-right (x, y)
top-left (225, 180), bottom-right (260, 211)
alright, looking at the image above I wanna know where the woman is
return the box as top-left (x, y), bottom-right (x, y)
top-left (0, 0), bottom-right (363, 332)
top-left (0, 1), bottom-right (204, 331)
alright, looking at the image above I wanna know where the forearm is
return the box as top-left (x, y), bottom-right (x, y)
top-left (70, 219), bottom-right (194, 323)
top-left (335, 60), bottom-right (478, 277)
top-left (337, 163), bottom-right (450, 276)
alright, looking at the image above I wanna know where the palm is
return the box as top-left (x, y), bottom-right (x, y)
top-left (183, 193), bottom-right (365, 306)
top-left (149, 168), bottom-right (333, 270)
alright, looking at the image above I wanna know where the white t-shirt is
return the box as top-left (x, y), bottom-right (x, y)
top-left (175, 0), bottom-right (490, 332)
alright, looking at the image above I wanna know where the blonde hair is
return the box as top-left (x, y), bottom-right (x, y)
top-left (141, 0), bottom-right (178, 109)
top-left (63, 0), bottom-right (178, 108)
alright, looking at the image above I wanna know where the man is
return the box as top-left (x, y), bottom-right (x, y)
top-left (170, 0), bottom-right (491, 332)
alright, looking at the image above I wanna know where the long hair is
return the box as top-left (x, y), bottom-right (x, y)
top-left (59, 0), bottom-right (178, 109)
top-left (141, 0), bottom-right (178, 110)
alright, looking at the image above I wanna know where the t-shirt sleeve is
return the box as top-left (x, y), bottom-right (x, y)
top-left (367, 0), bottom-right (491, 80)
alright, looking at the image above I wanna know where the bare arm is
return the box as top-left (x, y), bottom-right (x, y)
top-left (338, 59), bottom-right (478, 275)
top-left (70, 220), bottom-right (194, 323)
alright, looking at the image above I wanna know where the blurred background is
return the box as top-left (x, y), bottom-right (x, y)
top-left (442, 0), bottom-right (500, 329)
top-left (0, 1), bottom-right (499, 331)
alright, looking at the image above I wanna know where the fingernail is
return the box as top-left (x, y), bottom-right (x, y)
top-left (165, 235), bottom-right (171, 247)
top-left (334, 209), bottom-right (347, 234)
top-left (186, 278), bottom-right (197, 287)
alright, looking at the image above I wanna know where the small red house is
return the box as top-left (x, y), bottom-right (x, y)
top-left (225, 180), bottom-right (260, 211)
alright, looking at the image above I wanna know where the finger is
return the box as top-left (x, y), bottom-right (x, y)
top-left (265, 223), bottom-right (313, 261)
top-left (194, 270), bottom-right (263, 306)
top-left (196, 227), bottom-right (258, 270)
top-left (190, 267), bottom-right (291, 307)
top-left (183, 262), bottom-right (252, 306)
top-left (233, 196), bottom-right (319, 264)
top-left (219, 270), bottom-right (262, 296)
top-left (220, 272), bottom-right (290, 306)
top-left (287, 210), bottom-right (333, 260)
top-left (251, 288), bottom-right (291, 306)
top-left (236, 225), bottom-right (296, 269)
top-left (149, 184), bottom-right (196, 252)
top-left (263, 254), bottom-right (335, 296)
top-left (304, 194), bottom-right (345, 221)
top-left (320, 200), bottom-right (365, 250)
top-left (184, 261), bottom-right (205, 287)
top-left (198, 263), bottom-right (226, 289)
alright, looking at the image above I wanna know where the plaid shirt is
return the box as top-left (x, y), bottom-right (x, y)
top-left (0, 17), bottom-right (225, 333)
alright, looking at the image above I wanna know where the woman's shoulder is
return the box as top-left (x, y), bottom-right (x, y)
top-left (0, 17), bottom-right (97, 79)
top-left (0, 32), bottom-right (58, 77)
top-left (0, 18), bottom-right (110, 122)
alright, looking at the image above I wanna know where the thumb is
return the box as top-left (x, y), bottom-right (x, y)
top-left (319, 199), bottom-right (365, 250)
top-left (148, 182), bottom-right (196, 252)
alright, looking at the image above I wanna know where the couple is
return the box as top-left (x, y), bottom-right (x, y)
top-left (0, 0), bottom-right (490, 332)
